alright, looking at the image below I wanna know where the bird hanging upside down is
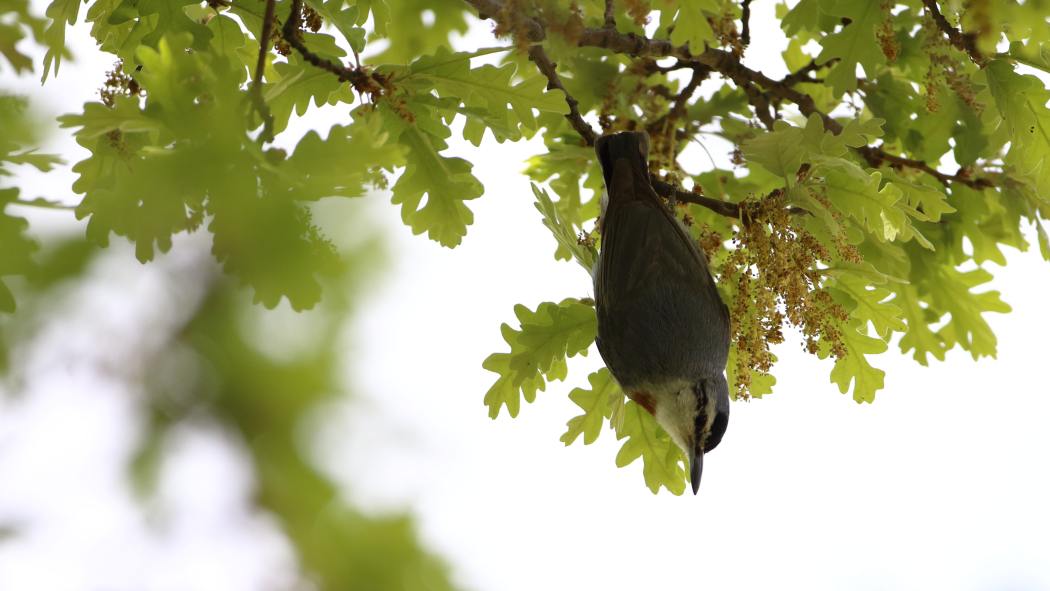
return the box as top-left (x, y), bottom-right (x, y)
top-left (593, 131), bottom-right (731, 494)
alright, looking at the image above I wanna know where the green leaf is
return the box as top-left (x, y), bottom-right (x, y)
top-left (614, 401), bottom-right (687, 495)
top-left (820, 163), bottom-right (907, 242)
top-left (61, 34), bottom-right (244, 262)
top-left (532, 183), bottom-right (596, 271)
top-left (0, 11), bottom-right (35, 72)
top-left (380, 101), bottom-right (484, 248)
top-left (40, 0), bottom-right (79, 81)
top-left (206, 13), bottom-right (246, 56)
top-left (58, 96), bottom-right (161, 139)
top-left (886, 172), bottom-right (956, 223)
top-left (827, 321), bottom-right (887, 403)
top-left (985, 59), bottom-right (1050, 195)
top-left (816, 0), bottom-right (887, 96)
top-left (561, 368), bottom-right (622, 446)
top-left (664, 0), bottom-right (720, 53)
top-left (280, 115), bottom-right (405, 200)
top-left (69, 134), bottom-right (206, 262)
top-left (312, 0), bottom-right (365, 53)
top-left (897, 283), bottom-right (948, 365)
top-left (525, 140), bottom-right (601, 232)
top-left (781, 0), bottom-right (823, 35)
top-left (923, 265), bottom-right (1011, 359)
top-left (264, 54), bottom-right (353, 135)
top-left (355, 0), bottom-right (390, 35)
top-left (1, 150), bottom-right (63, 171)
top-left (209, 186), bottom-right (340, 311)
top-left (0, 189), bottom-right (38, 312)
top-left (482, 299), bottom-right (596, 419)
top-left (742, 119), bottom-right (806, 180)
top-left (828, 273), bottom-right (905, 338)
top-left (1038, 222), bottom-right (1050, 262)
top-left (404, 47), bottom-right (568, 144)
top-left (134, 0), bottom-right (211, 49)
top-left (744, 114), bottom-right (881, 181)
top-left (367, 0), bottom-right (468, 64)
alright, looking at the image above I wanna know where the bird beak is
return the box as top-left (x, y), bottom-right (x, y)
top-left (689, 448), bottom-right (703, 495)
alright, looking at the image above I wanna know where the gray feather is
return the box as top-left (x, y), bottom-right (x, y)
top-left (593, 132), bottom-right (730, 390)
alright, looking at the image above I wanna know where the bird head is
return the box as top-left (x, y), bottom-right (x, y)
top-left (648, 374), bottom-right (730, 495)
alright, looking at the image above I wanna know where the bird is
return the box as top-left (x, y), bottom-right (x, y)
top-left (592, 130), bottom-right (731, 494)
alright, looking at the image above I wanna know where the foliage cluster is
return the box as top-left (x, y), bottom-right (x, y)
top-left (1, 0), bottom-right (1049, 497)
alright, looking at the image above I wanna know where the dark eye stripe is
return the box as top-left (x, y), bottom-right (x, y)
top-left (693, 380), bottom-right (708, 437)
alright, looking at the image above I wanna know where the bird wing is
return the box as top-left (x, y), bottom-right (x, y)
top-left (595, 190), bottom-right (731, 379)
top-left (597, 195), bottom-right (727, 324)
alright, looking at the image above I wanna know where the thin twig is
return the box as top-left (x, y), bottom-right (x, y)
top-left (671, 67), bottom-right (707, 118)
top-left (740, 82), bottom-right (776, 128)
top-left (527, 44), bottom-right (599, 145)
top-left (652, 178), bottom-right (740, 217)
top-left (740, 0), bottom-right (751, 48)
top-left (648, 65), bottom-right (709, 133)
top-left (250, 0), bottom-right (277, 143)
top-left (856, 146), bottom-right (994, 189)
top-left (282, 0), bottom-right (385, 96)
top-left (781, 58), bottom-right (832, 86)
top-left (604, 0), bottom-right (615, 28)
top-left (651, 178), bottom-right (809, 219)
top-left (921, 0), bottom-right (985, 66)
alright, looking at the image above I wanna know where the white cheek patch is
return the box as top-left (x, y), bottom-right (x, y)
top-left (650, 384), bottom-right (699, 455)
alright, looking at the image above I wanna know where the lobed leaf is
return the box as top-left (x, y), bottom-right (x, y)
top-left (482, 299), bottom-right (596, 419)
top-left (614, 402), bottom-right (687, 495)
top-left (827, 321), bottom-right (888, 403)
top-left (560, 368), bottom-right (621, 446)
top-left (531, 183), bottom-right (596, 271)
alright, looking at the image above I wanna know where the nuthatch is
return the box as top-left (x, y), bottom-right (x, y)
top-left (593, 131), bottom-right (731, 494)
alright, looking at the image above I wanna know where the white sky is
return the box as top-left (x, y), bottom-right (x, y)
top-left (2, 2), bottom-right (1050, 590)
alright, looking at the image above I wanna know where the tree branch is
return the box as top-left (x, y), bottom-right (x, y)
top-left (527, 45), bottom-right (599, 145)
top-left (647, 65), bottom-right (709, 134)
top-left (921, 0), bottom-right (985, 66)
top-left (651, 179), bottom-right (808, 219)
top-left (856, 146), bottom-right (994, 189)
top-left (574, 31), bottom-right (996, 189)
top-left (651, 178), bottom-right (741, 217)
top-left (282, 0), bottom-right (387, 97)
top-left (462, 0), bottom-right (996, 190)
top-left (250, 0), bottom-right (277, 143)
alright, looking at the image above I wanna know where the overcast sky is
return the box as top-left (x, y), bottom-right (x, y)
top-left (2, 2), bottom-right (1050, 590)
